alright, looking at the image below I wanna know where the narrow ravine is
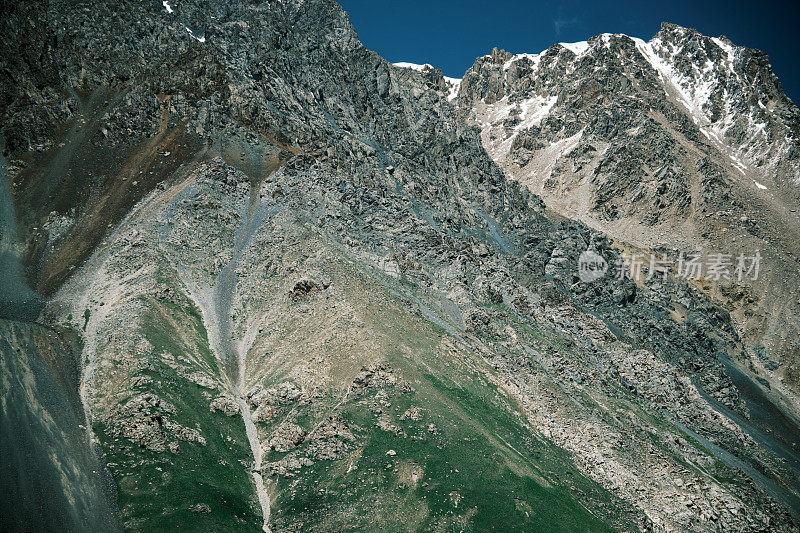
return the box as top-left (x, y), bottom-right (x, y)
top-left (210, 184), bottom-right (277, 533)
top-left (236, 396), bottom-right (271, 531)
top-left (176, 172), bottom-right (280, 533)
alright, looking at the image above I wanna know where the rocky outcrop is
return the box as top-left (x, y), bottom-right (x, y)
top-left (210, 394), bottom-right (241, 417)
top-left (265, 422), bottom-right (307, 452)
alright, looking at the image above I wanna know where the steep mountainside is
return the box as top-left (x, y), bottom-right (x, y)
top-left (2, 1), bottom-right (800, 531)
top-left (0, 319), bottom-right (122, 531)
top-left (450, 25), bottom-right (800, 402)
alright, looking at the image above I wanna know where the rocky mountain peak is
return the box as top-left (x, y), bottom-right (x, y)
top-left (656, 21), bottom-right (701, 41)
top-left (490, 46), bottom-right (513, 64)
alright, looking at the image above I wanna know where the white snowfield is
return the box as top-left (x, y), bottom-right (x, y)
top-left (443, 76), bottom-right (462, 102)
top-left (558, 40), bottom-right (590, 56)
top-left (392, 62), bottom-right (433, 71)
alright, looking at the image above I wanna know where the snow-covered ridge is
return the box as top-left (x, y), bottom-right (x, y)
top-left (503, 52), bottom-right (537, 70)
top-left (493, 30), bottom-right (795, 183)
top-left (497, 35), bottom-right (609, 74)
top-left (500, 34), bottom-right (625, 72)
top-left (404, 25), bottom-right (799, 183)
top-left (632, 34), bottom-right (784, 180)
top-left (711, 37), bottom-right (736, 64)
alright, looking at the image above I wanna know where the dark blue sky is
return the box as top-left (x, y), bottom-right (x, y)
top-left (339, 0), bottom-right (800, 104)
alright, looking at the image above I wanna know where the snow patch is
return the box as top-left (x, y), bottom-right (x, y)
top-left (185, 26), bottom-right (206, 43)
top-left (393, 62), bottom-right (433, 71)
top-left (634, 37), bottom-right (711, 126)
top-left (559, 41), bottom-right (590, 56)
top-left (162, 0), bottom-right (173, 14)
top-left (444, 76), bottom-right (461, 102)
top-left (529, 129), bottom-right (585, 189)
top-left (633, 34), bottom-right (771, 179)
top-left (753, 179), bottom-right (768, 190)
top-left (503, 53), bottom-right (542, 72)
top-left (729, 155), bottom-right (747, 175)
top-left (394, 63), bottom-right (460, 102)
top-left (482, 94), bottom-right (558, 154)
top-left (598, 33), bottom-right (622, 47)
top-left (711, 37), bottom-right (736, 65)
top-left (516, 95), bottom-right (558, 131)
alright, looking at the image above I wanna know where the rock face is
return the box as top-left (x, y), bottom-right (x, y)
top-left (456, 26), bottom-right (800, 401)
top-left (2, 0), bottom-right (800, 531)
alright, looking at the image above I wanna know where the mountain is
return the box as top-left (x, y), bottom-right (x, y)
top-left (450, 25), bottom-right (800, 403)
top-left (1, 1), bottom-right (799, 531)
